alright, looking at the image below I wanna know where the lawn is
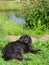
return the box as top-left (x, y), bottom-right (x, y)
top-left (0, 14), bottom-right (49, 65)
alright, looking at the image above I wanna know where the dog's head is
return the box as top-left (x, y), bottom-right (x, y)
top-left (19, 34), bottom-right (32, 45)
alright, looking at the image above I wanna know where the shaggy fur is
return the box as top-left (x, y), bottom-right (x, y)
top-left (2, 34), bottom-right (41, 61)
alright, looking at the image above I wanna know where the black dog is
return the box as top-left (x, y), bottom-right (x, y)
top-left (2, 34), bottom-right (41, 61)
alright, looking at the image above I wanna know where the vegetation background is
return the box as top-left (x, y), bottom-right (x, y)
top-left (0, 0), bottom-right (49, 65)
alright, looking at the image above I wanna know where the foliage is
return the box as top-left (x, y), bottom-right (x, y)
top-left (0, 14), bottom-right (44, 36)
top-left (0, 13), bottom-right (49, 37)
top-left (23, 0), bottom-right (49, 29)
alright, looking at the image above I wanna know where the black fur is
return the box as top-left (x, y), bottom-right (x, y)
top-left (2, 34), bottom-right (41, 61)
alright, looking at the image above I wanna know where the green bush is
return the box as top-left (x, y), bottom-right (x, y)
top-left (23, 0), bottom-right (49, 29)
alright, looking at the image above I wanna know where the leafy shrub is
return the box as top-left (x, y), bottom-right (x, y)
top-left (23, 0), bottom-right (49, 29)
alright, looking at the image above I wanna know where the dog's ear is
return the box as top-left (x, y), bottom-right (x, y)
top-left (19, 36), bottom-right (24, 42)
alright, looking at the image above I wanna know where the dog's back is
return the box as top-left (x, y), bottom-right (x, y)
top-left (2, 40), bottom-right (28, 60)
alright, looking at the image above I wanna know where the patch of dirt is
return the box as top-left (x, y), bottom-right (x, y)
top-left (6, 34), bottom-right (49, 42)
top-left (40, 34), bottom-right (49, 41)
top-left (31, 37), bottom-right (37, 42)
top-left (8, 35), bottom-right (21, 41)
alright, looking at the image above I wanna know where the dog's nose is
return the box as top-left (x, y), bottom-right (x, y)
top-left (25, 39), bottom-right (28, 43)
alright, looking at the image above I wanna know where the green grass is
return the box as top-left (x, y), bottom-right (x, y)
top-left (0, 39), bottom-right (49, 65)
top-left (0, 14), bottom-right (49, 65)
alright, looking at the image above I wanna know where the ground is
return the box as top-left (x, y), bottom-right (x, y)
top-left (7, 34), bottom-right (49, 42)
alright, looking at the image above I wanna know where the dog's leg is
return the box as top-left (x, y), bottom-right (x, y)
top-left (16, 56), bottom-right (32, 61)
top-left (15, 53), bottom-right (32, 61)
